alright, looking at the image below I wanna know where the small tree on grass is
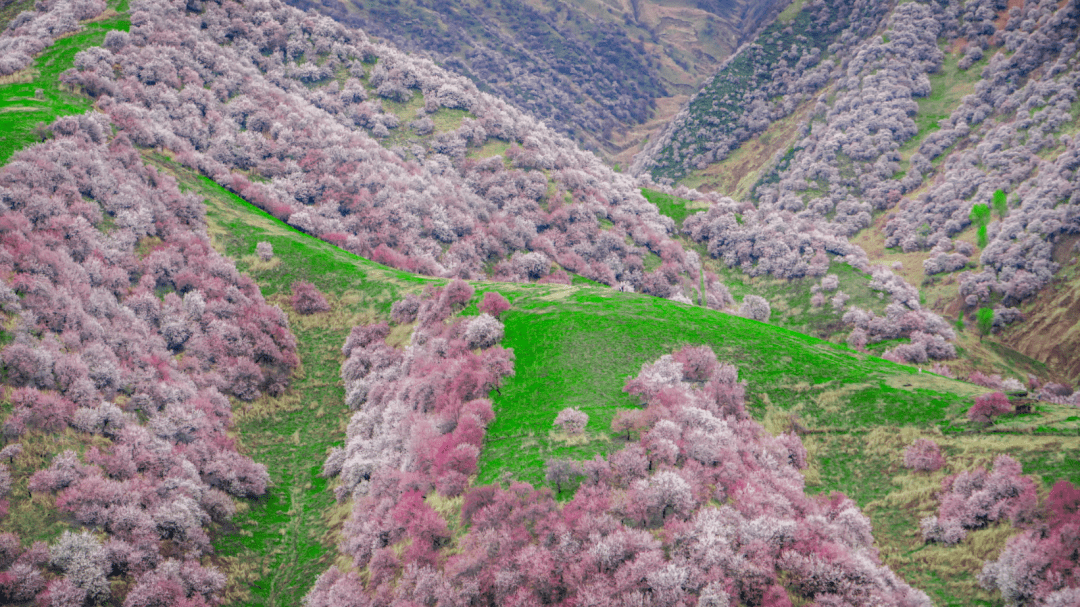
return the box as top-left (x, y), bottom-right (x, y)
top-left (443, 279), bottom-right (474, 308)
top-left (291, 281), bottom-right (331, 314)
top-left (967, 392), bottom-right (1011, 424)
top-left (554, 407), bottom-right (588, 435)
top-left (992, 189), bottom-right (1008, 219)
top-left (739, 295), bottom-right (771, 322)
top-left (611, 410), bottom-right (639, 440)
top-left (545, 458), bottom-right (579, 495)
top-left (477, 291), bottom-right (510, 318)
top-left (903, 439), bottom-right (945, 472)
top-left (255, 241), bottom-right (273, 261)
top-left (0, 444), bottom-right (21, 464)
top-left (976, 306), bottom-right (994, 337)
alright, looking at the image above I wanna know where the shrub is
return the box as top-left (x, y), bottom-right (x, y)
top-left (390, 294), bottom-right (422, 324)
top-left (992, 189), bottom-right (1007, 219)
top-left (967, 392), bottom-right (1012, 424)
top-left (922, 455), bottom-right (1037, 545)
top-left (291, 280), bottom-right (331, 314)
top-left (903, 439), bottom-right (945, 472)
top-left (544, 458), bottom-right (579, 494)
top-left (976, 307), bottom-right (994, 336)
top-left (463, 314), bottom-right (504, 349)
top-left (255, 241), bottom-right (273, 261)
top-left (739, 295), bottom-right (771, 322)
top-left (969, 202), bottom-right (991, 227)
top-left (554, 407), bottom-right (589, 435)
top-left (477, 292), bottom-right (510, 318)
top-left (443, 279), bottom-right (474, 308)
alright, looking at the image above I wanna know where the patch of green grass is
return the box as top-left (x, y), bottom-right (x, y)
top-left (0, 11), bottom-right (130, 164)
top-left (430, 107), bottom-right (469, 132)
top-left (641, 188), bottom-right (699, 230)
top-left (804, 426), bottom-right (1080, 607)
top-left (569, 273), bottom-right (605, 287)
top-left (695, 256), bottom-right (888, 341)
top-left (476, 287), bottom-right (979, 489)
top-left (777, 0), bottom-right (805, 23)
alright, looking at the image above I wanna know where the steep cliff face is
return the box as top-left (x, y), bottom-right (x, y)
top-left (282, 0), bottom-right (788, 160)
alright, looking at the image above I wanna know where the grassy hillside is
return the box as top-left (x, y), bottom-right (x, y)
top-left (184, 165), bottom-right (1080, 606)
top-left (139, 154), bottom-right (431, 606)
top-left (0, 1), bottom-right (129, 164)
top-left (1, 4), bottom-right (1079, 606)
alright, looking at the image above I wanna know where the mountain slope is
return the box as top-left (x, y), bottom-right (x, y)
top-left (283, 0), bottom-right (788, 160)
top-left (635, 0), bottom-right (1080, 382)
top-left (0, 0), bottom-right (1078, 606)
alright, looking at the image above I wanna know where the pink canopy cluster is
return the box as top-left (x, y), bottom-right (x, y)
top-left (310, 341), bottom-right (930, 607)
top-left (58, 0), bottom-right (706, 299)
top-left (980, 479), bottom-right (1080, 606)
top-left (921, 455), bottom-right (1037, 545)
top-left (0, 120), bottom-right (299, 606)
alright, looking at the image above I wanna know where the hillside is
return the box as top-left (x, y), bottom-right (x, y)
top-left (633, 0), bottom-right (1080, 384)
top-left (0, 0), bottom-right (1078, 606)
top-left (283, 0), bottom-right (788, 161)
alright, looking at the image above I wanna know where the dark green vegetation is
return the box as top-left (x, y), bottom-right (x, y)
top-left (0, 3), bottom-right (129, 164)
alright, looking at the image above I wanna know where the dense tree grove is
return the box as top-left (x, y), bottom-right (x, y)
top-left (313, 338), bottom-right (932, 606)
top-left (921, 455), bottom-right (1038, 546)
top-left (0, 120), bottom-right (299, 604)
top-left (280, 0), bottom-right (680, 154)
top-left (671, 180), bottom-right (957, 350)
top-left (885, 0), bottom-right (1080, 309)
top-left (54, 0), bottom-right (708, 301)
top-left (750, 1), bottom-right (946, 228)
top-left (641, 0), bottom-right (1080, 330)
top-left (0, 0), bottom-right (106, 76)
top-left (980, 480), bottom-right (1080, 606)
top-left (328, 281), bottom-right (514, 502)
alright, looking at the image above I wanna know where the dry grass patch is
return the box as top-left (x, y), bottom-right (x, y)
top-left (0, 67), bottom-right (34, 85)
top-left (239, 254), bottom-right (282, 273)
top-left (812, 382), bottom-right (874, 416)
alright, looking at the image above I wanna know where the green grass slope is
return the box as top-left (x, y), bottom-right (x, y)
top-left (0, 2), bottom-right (129, 164)
top-left (478, 290), bottom-right (978, 489)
